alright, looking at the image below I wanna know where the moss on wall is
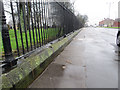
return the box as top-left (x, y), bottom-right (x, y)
top-left (1, 30), bottom-right (80, 89)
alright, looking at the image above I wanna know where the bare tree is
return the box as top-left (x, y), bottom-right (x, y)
top-left (77, 14), bottom-right (88, 27)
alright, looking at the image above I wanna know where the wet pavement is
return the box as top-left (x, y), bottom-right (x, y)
top-left (29, 27), bottom-right (119, 88)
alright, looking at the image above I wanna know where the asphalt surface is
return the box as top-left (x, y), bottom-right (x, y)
top-left (29, 27), bottom-right (119, 88)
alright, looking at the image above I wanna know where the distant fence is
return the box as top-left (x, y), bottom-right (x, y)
top-left (0, 0), bottom-right (82, 70)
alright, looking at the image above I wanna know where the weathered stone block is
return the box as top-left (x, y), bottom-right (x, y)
top-left (1, 30), bottom-right (81, 89)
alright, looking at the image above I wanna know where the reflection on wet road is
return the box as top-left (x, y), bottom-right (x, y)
top-left (29, 27), bottom-right (119, 88)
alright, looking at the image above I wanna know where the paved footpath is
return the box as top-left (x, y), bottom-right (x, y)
top-left (29, 27), bottom-right (119, 88)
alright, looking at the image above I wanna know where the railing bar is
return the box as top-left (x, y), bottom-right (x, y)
top-left (62, 2), bottom-right (64, 36)
top-left (64, 9), bottom-right (67, 35)
top-left (44, 0), bottom-right (47, 43)
top-left (43, 0), bottom-right (47, 44)
top-left (47, 0), bottom-right (49, 42)
top-left (39, 0), bottom-right (44, 46)
top-left (30, 2), bottom-right (36, 49)
top-left (66, 11), bottom-right (68, 34)
top-left (10, 1), bottom-right (20, 56)
top-left (67, 12), bottom-right (69, 34)
top-left (26, 2), bottom-right (33, 51)
top-left (22, 2), bottom-right (29, 52)
top-left (46, 0), bottom-right (49, 42)
top-left (41, 0), bottom-right (46, 44)
top-left (43, 0), bottom-right (46, 44)
top-left (56, 4), bottom-right (59, 39)
top-left (55, 3), bottom-right (59, 38)
top-left (36, 0), bottom-right (41, 47)
top-left (53, 4), bottom-right (56, 40)
top-left (67, 13), bottom-right (69, 34)
top-left (51, 2), bottom-right (54, 40)
top-left (16, 2), bottom-right (25, 54)
top-left (33, 0), bottom-right (39, 47)
top-left (55, 4), bottom-right (57, 40)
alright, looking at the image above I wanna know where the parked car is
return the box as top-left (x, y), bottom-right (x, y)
top-left (116, 30), bottom-right (120, 46)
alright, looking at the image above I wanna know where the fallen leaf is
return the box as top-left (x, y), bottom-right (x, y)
top-left (66, 60), bottom-right (72, 64)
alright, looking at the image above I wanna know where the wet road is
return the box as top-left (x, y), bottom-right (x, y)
top-left (29, 27), bottom-right (119, 88)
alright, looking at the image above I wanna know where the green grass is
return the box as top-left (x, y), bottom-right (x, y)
top-left (1, 28), bottom-right (63, 57)
top-left (104, 27), bottom-right (120, 29)
top-left (0, 31), bottom-right (2, 59)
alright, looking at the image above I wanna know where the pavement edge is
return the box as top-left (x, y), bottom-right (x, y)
top-left (1, 29), bottom-right (81, 89)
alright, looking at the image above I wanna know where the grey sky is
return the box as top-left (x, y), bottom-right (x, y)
top-left (72, 0), bottom-right (120, 25)
top-left (4, 0), bottom-right (120, 25)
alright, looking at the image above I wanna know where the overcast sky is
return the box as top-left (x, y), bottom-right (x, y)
top-left (72, 0), bottom-right (120, 25)
top-left (4, 0), bottom-right (120, 26)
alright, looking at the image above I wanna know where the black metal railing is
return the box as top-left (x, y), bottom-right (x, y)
top-left (0, 0), bottom-right (83, 70)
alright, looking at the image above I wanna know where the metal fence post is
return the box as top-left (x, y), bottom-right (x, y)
top-left (0, 0), bottom-right (16, 67)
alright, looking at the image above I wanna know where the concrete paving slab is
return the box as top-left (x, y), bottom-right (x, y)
top-left (29, 27), bottom-right (119, 88)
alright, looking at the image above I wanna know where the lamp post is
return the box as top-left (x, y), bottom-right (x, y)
top-left (106, 2), bottom-right (114, 19)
